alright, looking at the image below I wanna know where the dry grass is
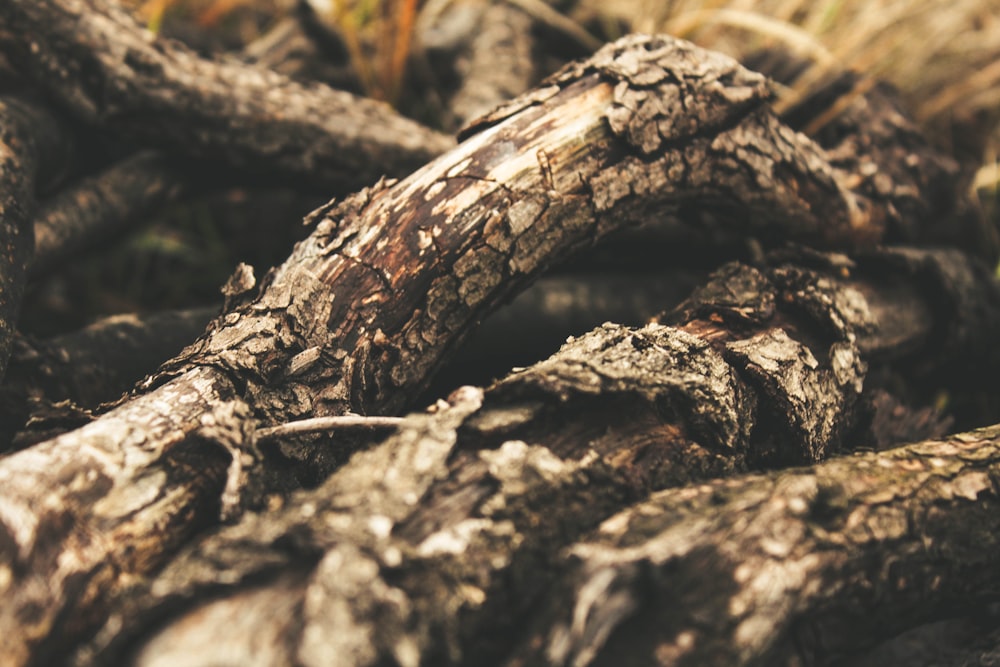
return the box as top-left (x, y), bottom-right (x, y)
top-left (586, 0), bottom-right (1000, 198)
top-left (288, 0), bottom-right (419, 103)
top-left (130, 0), bottom-right (272, 31)
top-left (121, 0), bottom-right (1000, 193)
top-left (125, 0), bottom-right (420, 104)
top-left (617, 0), bottom-right (1000, 127)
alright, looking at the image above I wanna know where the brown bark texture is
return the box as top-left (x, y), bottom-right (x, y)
top-left (0, 97), bottom-right (72, 381)
top-left (0, 0), bottom-right (454, 192)
top-left (30, 152), bottom-right (190, 277)
top-left (0, 4), bottom-right (996, 666)
top-left (70, 244), bottom-right (1000, 667)
top-left (0, 307), bottom-right (219, 452)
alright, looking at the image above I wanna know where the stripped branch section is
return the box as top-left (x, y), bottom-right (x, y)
top-left (173, 35), bottom-right (895, 423)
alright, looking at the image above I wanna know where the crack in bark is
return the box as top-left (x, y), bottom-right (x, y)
top-left (0, 30), bottom-right (992, 667)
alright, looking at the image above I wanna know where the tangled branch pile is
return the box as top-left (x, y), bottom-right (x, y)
top-left (1, 1), bottom-right (999, 666)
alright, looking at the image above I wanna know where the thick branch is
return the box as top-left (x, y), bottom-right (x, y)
top-left (0, 97), bottom-right (71, 379)
top-left (0, 307), bottom-right (218, 451)
top-left (31, 152), bottom-right (190, 277)
top-left (166, 34), bottom-right (907, 427)
top-left (509, 426), bottom-right (1000, 666)
top-left (74, 247), bottom-right (1000, 667)
top-left (0, 0), bottom-right (454, 191)
top-left (0, 35), bottom-right (987, 665)
top-left (0, 366), bottom-right (250, 667)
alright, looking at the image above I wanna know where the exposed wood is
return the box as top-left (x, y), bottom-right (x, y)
top-left (255, 415), bottom-right (404, 442)
top-left (0, 30), bottom-right (992, 667)
top-left (164, 34), bottom-right (930, 429)
top-left (0, 0), bottom-right (454, 192)
top-left (72, 246), bottom-right (1000, 667)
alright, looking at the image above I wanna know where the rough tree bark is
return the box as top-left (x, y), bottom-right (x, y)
top-left (0, 8), bottom-right (994, 667)
top-left (30, 152), bottom-right (191, 277)
top-left (0, 96), bottom-right (77, 381)
top-left (508, 424), bottom-right (1000, 667)
top-left (0, 0), bottom-right (454, 192)
top-left (73, 246), bottom-right (1000, 667)
top-left (0, 307), bottom-right (219, 450)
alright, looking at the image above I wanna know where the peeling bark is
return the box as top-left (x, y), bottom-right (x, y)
top-left (166, 34), bottom-right (925, 429)
top-left (0, 0), bottom-right (454, 192)
top-left (508, 426), bottom-right (1000, 667)
top-left (71, 246), bottom-right (1000, 667)
top-left (0, 307), bottom-right (218, 451)
top-left (0, 31), bottom-right (992, 667)
top-left (0, 365), bottom-right (251, 667)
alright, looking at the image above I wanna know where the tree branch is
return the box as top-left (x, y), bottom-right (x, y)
top-left (0, 97), bottom-right (72, 379)
top-left (0, 0), bottom-right (454, 192)
top-left (0, 35), bottom-right (988, 665)
top-left (73, 247), bottom-right (1000, 667)
top-left (510, 425), bottom-right (1000, 666)
top-left (31, 152), bottom-right (190, 277)
top-left (0, 307), bottom-right (218, 450)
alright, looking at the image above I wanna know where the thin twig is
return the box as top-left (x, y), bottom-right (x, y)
top-left (255, 415), bottom-right (404, 442)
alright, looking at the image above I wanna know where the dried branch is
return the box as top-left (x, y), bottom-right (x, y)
top-left (0, 97), bottom-right (72, 379)
top-left (0, 0), bottom-right (454, 192)
top-left (0, 34), bottom-right (989, 666)
top-left (74, 246), bottom-right (1000, 667)
top-left (0, 307), bottom-right (218, 451)
top-left (31, 152), bottom-right (190, 277)
top-left (255, 414), bottom-right (404, 442)
top-left (510, 425), bottom-right (1000, 666)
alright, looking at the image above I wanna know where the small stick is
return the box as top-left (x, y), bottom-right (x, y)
top-left (255, 415), bottom-right (404, 442)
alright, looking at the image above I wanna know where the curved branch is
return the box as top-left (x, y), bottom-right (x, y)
top-left (0, 35), bottom-right (986, 665)
top-left (168, 34), bottom-right (912, 426)
top-left (74, 247), bottom-right (1000, 667)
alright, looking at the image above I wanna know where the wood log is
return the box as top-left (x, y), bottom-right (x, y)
top-left (72, 246), bottom-right (1000, 667)
top-left (0, 0), bottom-right (454, 192)
top-left (0, 32), bottom-right (989, 666)
top-left (0, 97), bottom-right (73, 380)
top-left (508, 425), bottom-right (1000, 666)
top-left (163, 33), bottom-right (923, 427)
